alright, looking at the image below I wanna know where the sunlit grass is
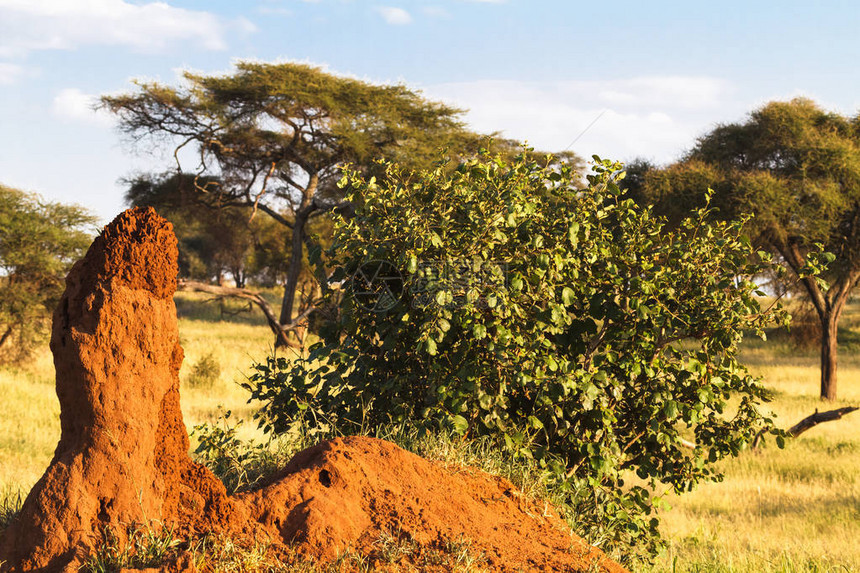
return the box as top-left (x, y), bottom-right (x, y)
top-left (0, 350), bottom-right (58, 489)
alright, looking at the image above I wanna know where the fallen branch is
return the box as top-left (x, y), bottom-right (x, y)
top-left (685, 406), bottom-right (859, 451)
top-left (786, 406), bottom-right (859, 438)
top-left (177, 280), bottom-right (315, 349)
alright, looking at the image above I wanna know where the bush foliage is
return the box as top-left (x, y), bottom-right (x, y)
top-left (246, 152), bottom-right (790, 559)
top-left (186, 351), bottom-right (221, 389)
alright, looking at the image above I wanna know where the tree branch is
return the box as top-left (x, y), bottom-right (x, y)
top-left (782, 238), bottom-right (829, 320)
top-left (787, 406), bottom-right (859, 438)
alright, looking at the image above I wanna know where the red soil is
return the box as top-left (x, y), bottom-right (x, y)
top-left (0, 207), bottom-right (628, 573)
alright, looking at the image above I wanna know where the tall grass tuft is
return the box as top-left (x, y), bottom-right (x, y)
top-left (0, 486), bottom-right (24, 534)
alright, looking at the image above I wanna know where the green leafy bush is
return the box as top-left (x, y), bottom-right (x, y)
top-left (186, 352), bottom-right (221, 388)
top-left (191, 410), bottom-right (286, 493)
top-left (246, 152), bottom-right (789, 561)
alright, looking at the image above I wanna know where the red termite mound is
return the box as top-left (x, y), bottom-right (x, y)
top-left (0, 207), bottom-right (628, 573)
top-left (240, 436), bottom-right (627, 572)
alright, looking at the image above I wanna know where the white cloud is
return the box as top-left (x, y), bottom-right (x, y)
top-left (0, 62), bottom-right (23, 84)
top-left (235, 16), bottom-right (258, 35)
top-left (376, 6), bottom-right (412, 25)
top-left (423, 6), bottom-right (450, 18)
top-left (0, 0), bottom-right (238, 57)
top-left (52, 88), bottom-right (114, 127)
top-left (594, 76), bottom-right (729, 110)
top-left (423, 76), bottom-right (741, 164)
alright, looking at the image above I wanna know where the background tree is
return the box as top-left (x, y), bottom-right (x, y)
top-left (126, 173), bottom-right (293, 288)
top-left (0, 184), bottom-right (96, 361)
top-left (246, 153), bottom-right (787, 561)
top-left (636, 98), bottom-right (860, 400)
top-left (101, 62), bottom-right (569, 344)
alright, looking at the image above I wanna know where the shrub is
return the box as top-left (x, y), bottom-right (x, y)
top-left (186, 352), bottom-right (221, 388)
top-left (246, 152), bottom-right (790, 561)
top-left (191, 410), bottom-right (289, 493)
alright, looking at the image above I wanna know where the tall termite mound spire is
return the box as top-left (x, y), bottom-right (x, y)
top-left (0, 207), bottom-right (243, 572)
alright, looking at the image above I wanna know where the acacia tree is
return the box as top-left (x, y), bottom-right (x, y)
top-left (640, 98), bottom-right (860, 400)
top-left (101, 61), bottom-right (525, 344)
top-left (0, 184), bottom-right (95, 361)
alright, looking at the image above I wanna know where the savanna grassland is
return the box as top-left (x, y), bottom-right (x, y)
top-left (1, 292), bottom-right (859, 572)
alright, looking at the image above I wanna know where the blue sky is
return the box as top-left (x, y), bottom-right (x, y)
top-left (1, 0), bottom-right (859, 223)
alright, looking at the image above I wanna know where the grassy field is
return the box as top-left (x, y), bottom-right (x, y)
top-left (1, 293), bottom-right (859, 571)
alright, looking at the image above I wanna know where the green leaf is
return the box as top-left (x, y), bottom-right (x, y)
top-left (568, 222), bottom-right (579, 247)
top-left (407, 255), bottom-right (418, 274)
top-left (450, 414), bottom-right (469, 434)
top-left (561, 287), bottom-right (575, 306)
top-left (663, 400), bottom-right (678, 419)
top-left (537, 254), bottom-right (550, 268)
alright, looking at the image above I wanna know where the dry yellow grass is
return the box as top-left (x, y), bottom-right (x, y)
top-left (648, 331), bottom-right (860, 572)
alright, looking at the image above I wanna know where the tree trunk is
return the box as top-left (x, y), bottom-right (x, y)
top-left (779, 240), bottom-right (860, 401)
top-left (820, 313), bottom-right (838, 401)
top-left (278, 211), bottom-right (308, 330)
top-left (0, 325), bottom-right (13, 349)
top-left (277, 175), bottom-right (319, 346)
top-left (232, 267), bottom-right (245, 289)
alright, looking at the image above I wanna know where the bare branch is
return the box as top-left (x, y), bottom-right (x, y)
top-left (787, 406), bottom-right (859, 438)
top-left (173, 136), bottom-right (196, 173)
top-left (250, 162), bottom-right (278, 222)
